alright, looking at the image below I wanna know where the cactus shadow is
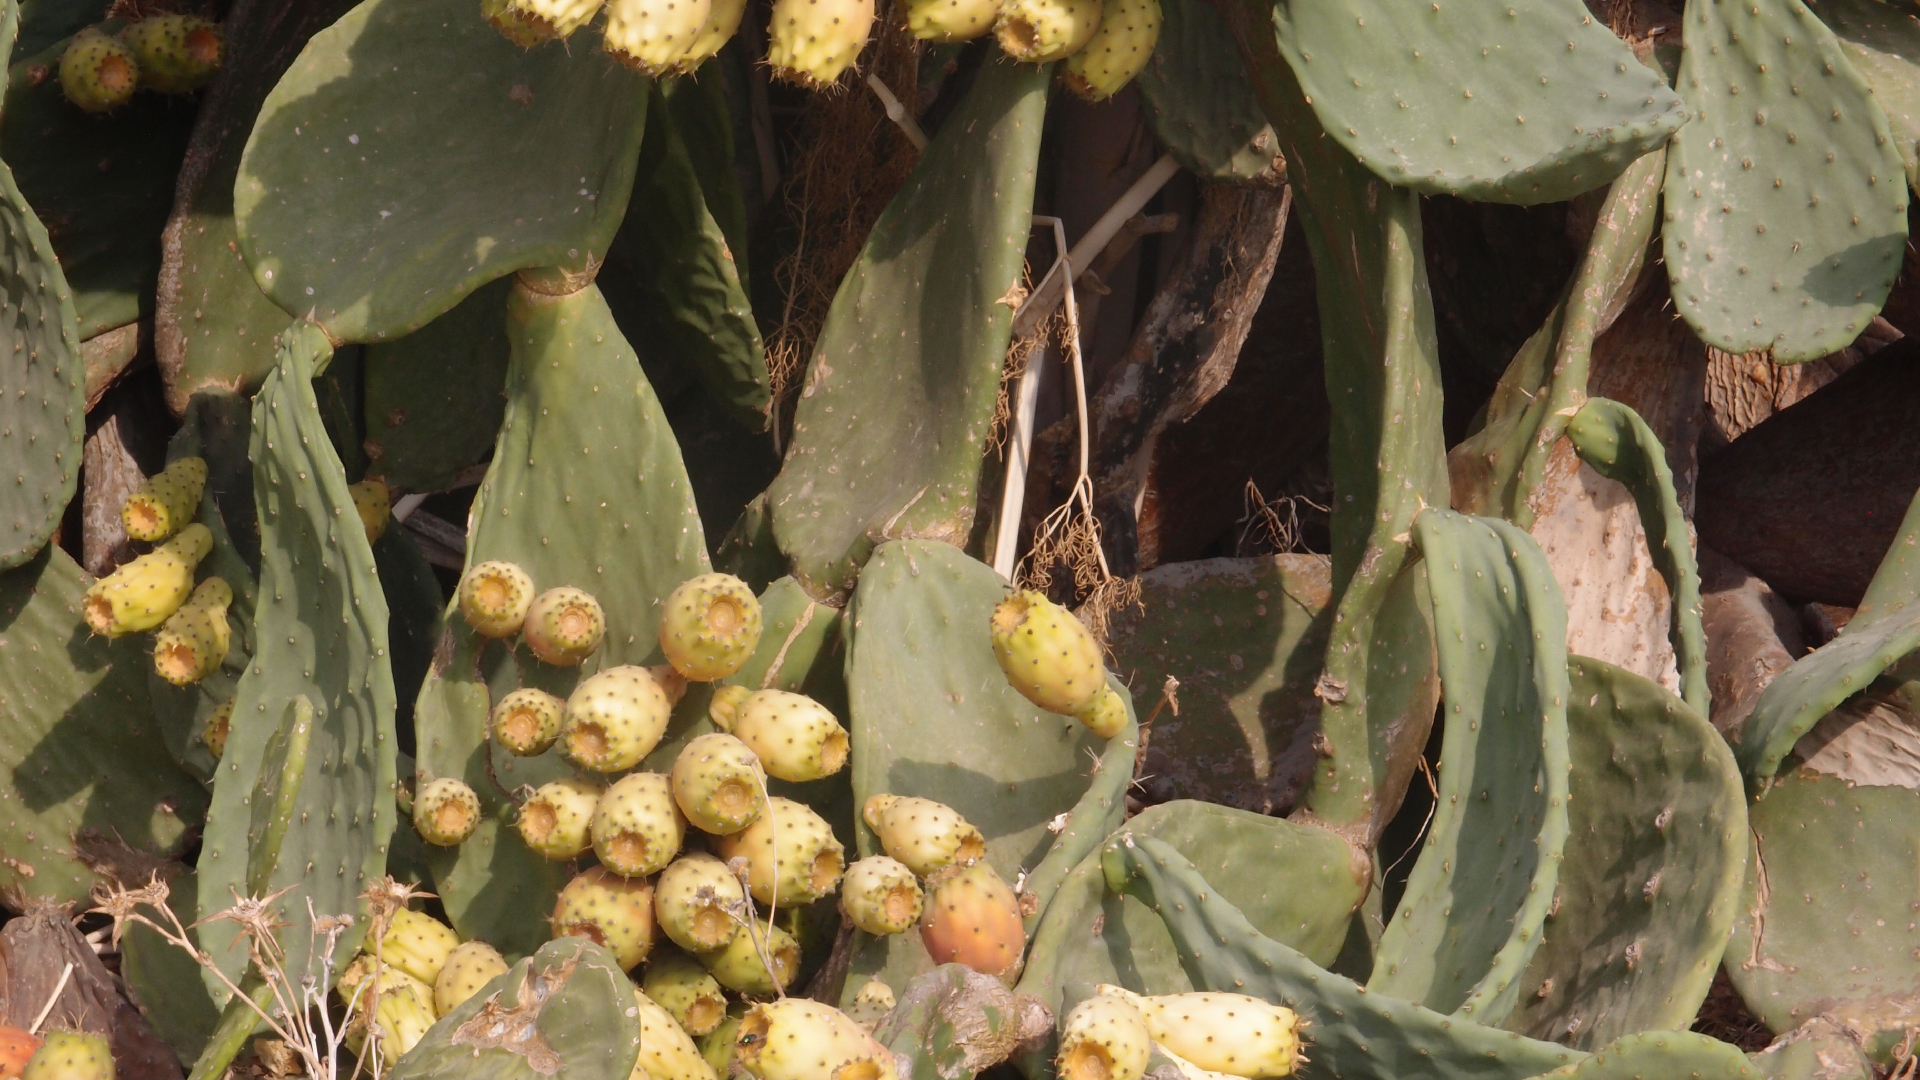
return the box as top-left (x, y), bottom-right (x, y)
top-left (1797, 236), bottom-right (1909, 308)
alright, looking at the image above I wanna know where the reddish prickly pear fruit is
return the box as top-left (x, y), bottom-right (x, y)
top-left (903, 0), bottom-right (998, 41)
top-left (413, 777), bottom-right (481, 846)
top-left (591, 772), bottom-right (686, 877)
top-left (603, 0), bottom-right (714, 75)
top-left (121, 456), bottom-right (206, 542)
top-left (839, 856), bottom-right (923, 936)
top-left (842, 979), bottom-right (895, 1032)
top-left (655, 852), bottom-right (748, 953)
top-left (433, 940), bottom-right (508, 1017)
top-left (1073, 685), bottom-right (1128, 739)
top-left (732, 691), bottom-right (848, 782)
top-left (652, 664), bottom-right (691, 706)
top-left (0, 1029), bottom-right (43, 1080)
top-left (22, 1031), bottom-right (110, 1080)
top-left (919, 861), bottom-right (1025, 983)
top-left (85, 523), bottom-right (212, 637)
top-left (701, 922), bottom-right (800, 995)
top-left (202, 696), bottom-right (234, 759)
top-left (123, 15), bottom-right (223, 94)
top-left (643, 947), bottom-right (729, 1036)
top-left (492, 687), bottom-right (564, 756)
top-left (714, 796), bottom-right (844, 907)
top-left (860, 794), bottom-right (985, 877)
top-left (670, 732), bottom-right (767, 835)
top-left (990, 589), bottom-right (1105, 715)
top-left (1062, 0), bottom-right (1157, 101)
top-left (562, 665), bottom-right (672, 772)
top-left (379, 908), bottom-right (461, 984)
top-left (708, 684), bottom-right (751, 731)
top-left (482, 0), bottom-right (557, 45)
top-left (553, 866), bottom-right (657, 970)
top-left (765, 0), bottom-right (874, 87)
top-left (1057, 995), bottom-right (1150, 1080)
top-left (1095, 987), bottom-right (1301, 1079)
top-left (659, 573), bottom-right (763, 682)
top-left (458, 560), bottom-right (536, 638)
top-left (152, 576), bottom-right (233, 686)
top-left (518, 775), bottom-right (603, 859)
top-left (524, 586), bottom-right (606, 666)
top-left (58, 29), bottom-right (138, 113)
top-left (349, 479), bottom-right (390, 543)
top-left (735, 999), bottom-right (896, 1080)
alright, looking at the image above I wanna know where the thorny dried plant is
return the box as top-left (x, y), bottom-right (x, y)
top-left (1236, 479), bottom-right (1331, 557)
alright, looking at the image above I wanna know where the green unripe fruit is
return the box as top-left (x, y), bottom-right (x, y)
top-left (701, 923), bottom-right (800, 994)
top-left (700, 1004), bottom-right (750, 1078)
top-left (553, 866), bottom-right (657, 970)
top-left (349, 479), bottom-right (391, 543)
top-left (671, 732), bottom-right (767, 835)
top-left (121, 456), bottom-right (206, 542)
top-left (660, 573), bottom-right (764, 682)
top-left (676, 0), bottom-right (748, 71)
top-left (123, 16), bottom-right (224, 94)
top-left (994, 0), bottom-right (1100, 62)
top-left (1095, 987), bottom-right (1301, 1079)
top-left (592, 772), bottom-right (687, 877)
top-left (459, 560), bottom-right (536, 638)
top-left (735, 999), bottom-right (896, 1080)
top-left (838, 856), bottom-right (923, 936)
top-left (525, 586), bottom-right (607, 666)
top-left (989, 589), bottom-right (1105, 715)
top-left (202, 696), bottom-right (233, 759)
top-left (642, 948), bottom-right (729, 1037)
top-left (84, 524), bottom-right (212, 637)
top-left (339, 956), bottom-right (436, 1059)
top-left (152, 576), bottom-right (232, 686)
top-left (714, 796), bottom-right (844, 907)
top-left (379, 909), bottom-right (461, 984)
top-left (562, 665), bottom-right (672, 772)
top-left (1073, 685), bottom-right (1128, 739)
top-left (518, 776), bottom-right (603, 859)
top-left (483, 0), bottom-right (558, 45)
top-left (22, 1030), bottom-right (112, 1080)
top-left (732, 691), bottom-right (848, 783)
top-left (766, 0), bottom-right (874, 87)
top-left (919, 861), bottom-right (1025, 983)
top-left (903, 0), bottom-right (998, 41)
top-left (492, 687), bottom-right (565, 756)
top-left (708, 684), bottom-right (752, 731)
top-left (1061, 0), bottom-right (1156, 100)
top-left (843, 979), bottom-right (894, 1032)
top-left (655, 852), bottom-right (748, 953)
top-left (413, 777), bottom-right (482, 846)
top-left (505, 0), bottom-right (603, 38)
top-left (633, 987), bottom-right (721, 1080)
top-left (1057, 995), bottom-right (1150, 1080)
top-left (433, 940), bottom-right (509, 1017)
top-left (58, 30), bottom-right (137, 114)
top-left (860, 794), bottom-right (985, 877)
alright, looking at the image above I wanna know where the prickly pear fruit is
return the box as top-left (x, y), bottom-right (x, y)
top-left (701, 922), bottom-right (801, 994)
top-left (671, 732), bottom-right (767, 835)
top-left (919, 861), bottom-right (1025, 983)
top-left (492, 687), bottom-right (564, 756)
top-left (151, 576), bottom-right (232, 686)
top-left (121, 456), bottom-right (206, 542)
top-left (553, 866), bottom-right (657, 970)
top-left (653, 664), bottom-right (692, 706)
top-left (843, 980), bottom-right (895, 1032)
top-left (1073, 685), bottom-right (1128, 739)
top-left (202, 696), bottom-right (233, 759)
top-left (504, 0), bottom-right (603, 38)
top-left (379, 909), bottom-right (461, 985)
top-left (903, 0), bottom-right (998, 41)
top-left (709, 684), bottom-right (752, 731)
top-left (735, 999), bottom-right (897, 1080)
top-left (122, 16), bottom-right (223, 93)
top-left (349, 479), bottom-right (391, 543)
top-left (643, 948), bottom-right (730, 1036)
top-left (84, 524), bottom-right (212, 637)
top-left (483, 0), bottom-right (558, 45)
top-left (766, 0), bottom-right (874, 87)
top-left (632, 986), bottom-right (721, 1080)
top-left (433, 940), bottom-right (509, 1017)
top-left (592, 772), bottom-right (687, 877)
top-left (990, 589), bottom-right (1105, 714)
top-left (603, 0), bottom-right (712, 74)
top-left (861, 794), bottom-right (985, 877)
top-left (659, 573), bottom-right (763, 682)
top-left (732, 691), bottom-right (848, 782)
top-left (1058, 995), bottom-right (1150, 1080)
top-left (839, 857), bottom-right (923, 936)
top-left (458, 560), bottom-right (536, 638)
top-left (677, 0), bottom-right (748, 71)
top-left (562, 665), bottom-right (672, 772)
top-left (714, 796), bottom-right (845, 907)
top-left (57, 29), bottom-right (137, 113)
top-left (1062, 0), bottom-right (1156, 100)
top-left (1095, 987), bottom-right (1301, 1079)
top-left (656, 852), bottom-right (748, 953)
top-left (995, 0), bottom-right (1100, 60)
top-left (524, 586), bottom-right (607, 666)
top-left (413, 777), bottom-right (481, 846)
top-left (339, 957), bottom-right (436, 1059)
top-left (518, 775), bottom-right (603, 859)
top-left (20, 1031), bottom-right (109, 1080)
top-left (0, 1027), bottom-right (43, 1080)
top-left (700, 1005), bottom-right (750, 1078)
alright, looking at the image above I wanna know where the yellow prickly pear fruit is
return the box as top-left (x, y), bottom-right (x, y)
top-left (660, 573), bottom-right (763, 682)
top-left (553, 866), bottom-right (657, 971)
top-left (85, 524), bottom-right (213, 637)
top-left (708, 684), bottom-right (752, 731)
top-left (58, 29), bottom-right (138, 114)
top-left (732, 690), bottom-right (848, 782)
top-left (22, 1030), bottom-right (112, 1080)
top-left (994, 0), bottom-right (1100, 62)
top-left (860, 794), bottom-right (985, 877)
top-left (505, 0), bottom-right (603, 38)
top-left (1073, 685), bottom-right (1129, 739)
top-left (920, 861), bottom-right (1025, 983)
top-left (123, 15), bottom-right (224, 94)
top-left (653, 664), bottom-right (692, 706)
top-left (492, 687), bottom-right (565, 756)
top-left (989, 589), bottom-right (1105, 715)
top-left (349, 479), bottom-right (391, 543)
top-left (1058, 995), bottom-right (1150, 1080)
top-left (701, 922), bottom-right (800, 994)
top-left (433, 940), bottom-right (509, 1017)
top-left (562, 665), bottom-right (673, 772)
top-left (670, 732), bottom-right (767, 835)
top-left (591, 772), bottom-right (687, 877)
top-left (1062, 0), bottom-right (1156, 100)
top-left (483, 0), bottom-right (558, 45)
top-left (413, 777), bottom-right (482, 846)
top-left (766, 0), bottom-right (874, 88)
top-left (839, 856), bottom-right (923, 936)
top-left (604, 0), bottom-right (713, 75)
top-left (524, 586), bottom-right (607, 666)
top-left (202, 696), bottom-right (234, 759)
top-left (631, 986), bottom-right (721, 1080)
top-left (676, 0), bottom-right (749, 71)
top-left (700, 1004), bottom-right (751, 1078)
top-left (518, 775), bottom-right (603, 859)
top-left (121, 456), bottom-right (207, 542)
top-left (713, 796), bottom-right (845, 907)
top-left (152, 576), bottom-right (232, 686)
top-left (735, 999), bottom-right (898, 1080)
top-left (1095, 987), bottom-right (1302, 1079)
top-left (655, 852), bottom-right (748, 953)
top-left (903, 0), bottom-right (997, 42)
top-left (339, 956), bottom-right (437, 1059)
top-left (643, 948), bottom-right (730, 1036)
top-left (379, 909), bottom-right (461, 985)
top-left (459, 560), bottom-right (536, 638)
top-left (842, 979), bottom-right (895, 1032)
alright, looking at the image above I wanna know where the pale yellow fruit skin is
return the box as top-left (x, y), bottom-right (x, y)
top-left (713, 796), bottom-right (845, 907)
top-left (839, 856), bottom-right (924, 936)
top-left (700, 923), bottom-right (800, 994)
top-left (84, 523), bottom-right (213, 637)
top-left (507, 0), bottom-right (602, 36)
top-left (860, 794), bottom-right (985, 878)
top-left (379, 908), bottom-right (461, 984)
top-left (903, 0), bottom-right (998, 42)
top-left (433, 940), bottom-right (509, 1017)
top-left (988, 590), bottom-right (1106, 715)
top-left (733, 690), bottom-right (849, 782)
top-left (994, 0), bottom-right (1101, 64)
top-left (766, 0), bottom-right (875, 87)
top-left (1072, 685), bottom-right (1129, 739)
top-left (1062, 0), bottom-right (1158, 100)
top-left (677, 0), bottom-right (749, 70)
top-left (631, 986), bottom-right (721, 1080)
top-left (1095, 987), bottom-right (1301, 1079)
top-left (604, 0), bottom-right (714, 74)
top-left (735, 999), bottom-right (897, 1080)
top-left (655, 852), bottom-right (749, 953)
top-left (339, 956), bottom-right (436, 1059)
top-left (1058, 995), bottom-right (1151, 1080)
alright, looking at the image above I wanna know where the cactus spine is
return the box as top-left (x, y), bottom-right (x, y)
top-left (732, 691), bottom-right (849, 782)
top-left (604, 0), bottom-right (715, 75)
top-left (151, 576), bottom-right (232, 686)
top-left (562, 665), bottom-right (673, 772)
top-left (553, 866), bottom-right (658, 970)
top-left (458, 560), bottom-right (537, 638)
top-left (518, 775), bottom-right (604, 859)
top-left (121, 456), bottom-right (206, 542)
top-left (839, 856), bottom-right (924, 936)
top-left (591, 772), bottom-right (687, 877)
top-left (660, 573), bottom-right (764, 681)
top-left (671, 732), bottom-right (769, 835)
top-left (84, 524), bottom-right (213, 637)
top-left (713, 796), bottom-right (845, 907)
top-left (413, 777), bottom-right (482, 846)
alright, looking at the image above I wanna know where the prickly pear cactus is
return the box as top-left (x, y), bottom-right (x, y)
top-left (1131, 0), bottom-right (1280, 182)
top-left (362, 280), bottom-right (513, 494)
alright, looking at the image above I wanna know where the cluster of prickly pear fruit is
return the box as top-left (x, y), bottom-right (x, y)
top-left (855, 793), bottom-right (1026, 982)
top-left (56, 15), bottom-right (225, 113)
top-left (336, 908), bottom-right (509, 1058)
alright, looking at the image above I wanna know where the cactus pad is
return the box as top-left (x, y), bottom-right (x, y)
top-left (1526, 1031), bottom-right (1756, 1080)
top-left (1807, 0), bottom-right (1920, 188)
top-left (362, 279), bottom-right (513, 494)
top-left (1132, 0), bottom-right (1280, 181)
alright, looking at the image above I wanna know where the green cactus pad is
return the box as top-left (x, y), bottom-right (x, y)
top-left (878, 964), bottom-right (1052, 1080)
top-left (1664, 0), bottom-right (1909, 361)
top-left (0, 547), bottom-right (207, 904)
top-left (1526, 1031), bottom-right (1756, 1080)
top-left (661, 71), bottom-right (750, 285)
top-left (1748, 1021), bottom-right (1874, 1080)
top-left (1566, 397), bottom-right (1709, 716)
top-left (1502, 657), bottom-right (1747, 1050)
top-left (1808, 0), bottom-right (1920, 188)
top-left (120, 867), bottom-right (222, 1065)
top-left (724, 576), bottom-right (844, 694)
top-left (195, 322), bottom-right (398, 994)
top-left (765, 61), bottom-right (1049, 600)
top-left (1017, 674), bottom-right (1137, 934)
top-left (234, 0), bottom-right (650, 344)
top-left (1132, 0), bottom-right (1280, 182)
top-left (362, 278), bottom-right (511, 494)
